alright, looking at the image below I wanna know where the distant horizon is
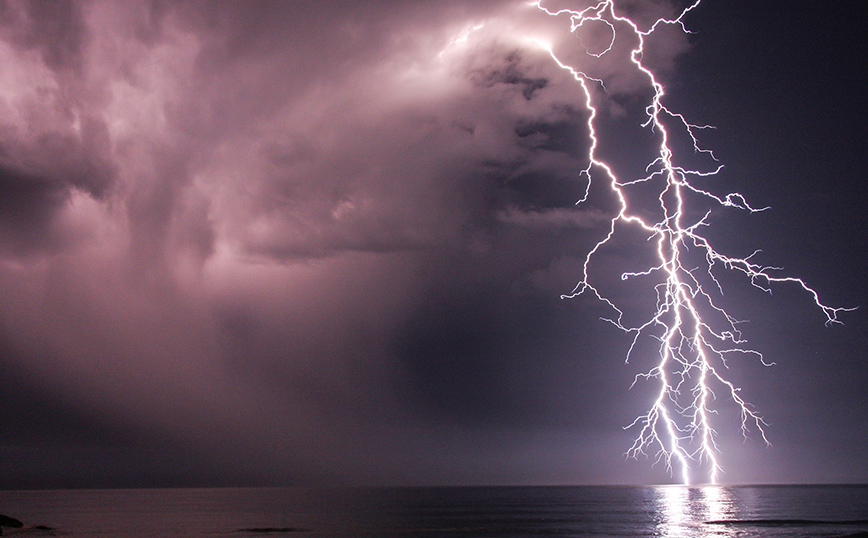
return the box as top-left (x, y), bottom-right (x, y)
top-left (6, 481), bottom-right (868, 492)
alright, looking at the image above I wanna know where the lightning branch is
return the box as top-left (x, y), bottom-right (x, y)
top-left (533, 0), bottom-right (853, 484)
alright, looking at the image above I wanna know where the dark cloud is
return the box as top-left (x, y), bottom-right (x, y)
top-left (0, 109), bottom-right (114, 252)
top-left (0, 165), bottom-right (64, 247)
top-left (0, 0), bottom-right (88, 73)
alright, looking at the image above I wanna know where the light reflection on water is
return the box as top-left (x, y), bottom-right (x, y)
top-left (654, 484), bottom-right (737, 537)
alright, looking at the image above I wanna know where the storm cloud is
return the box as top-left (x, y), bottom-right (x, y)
top-left (1, 0), bottom-right (866, 488)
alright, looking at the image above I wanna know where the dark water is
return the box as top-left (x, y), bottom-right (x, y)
top-left (1, 485), bottom-right (867, 537)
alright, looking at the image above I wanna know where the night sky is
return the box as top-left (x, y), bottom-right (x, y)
top-left (1, 0), bottom-right (866, 489)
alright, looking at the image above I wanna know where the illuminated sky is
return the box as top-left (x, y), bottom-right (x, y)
top-left (1, 0), bottom-right (866, 488)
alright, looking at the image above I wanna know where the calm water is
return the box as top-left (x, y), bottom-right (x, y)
top-left (1, 485), bottom-right (867, 537)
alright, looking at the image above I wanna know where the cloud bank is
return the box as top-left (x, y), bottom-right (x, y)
top-left (7, 0), bottom-right (856, 487)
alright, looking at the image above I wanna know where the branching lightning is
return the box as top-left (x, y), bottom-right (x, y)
top-left (532, 0), bottom-right (854, 484)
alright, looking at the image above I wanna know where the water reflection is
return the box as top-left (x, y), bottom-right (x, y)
top-left (654, 485), bottom-right (736, 537)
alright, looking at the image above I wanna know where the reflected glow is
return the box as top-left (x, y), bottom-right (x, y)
top-left (654, 485), bottom-right (734, 537)
top-left (658, 486), bottom-right (689, 536)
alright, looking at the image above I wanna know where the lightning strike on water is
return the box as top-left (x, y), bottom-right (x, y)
top-left (532, 0), bottom-right (854, 485)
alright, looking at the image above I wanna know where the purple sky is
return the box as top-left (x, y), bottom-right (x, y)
top-left (1, 0), bottom-right (866, 488)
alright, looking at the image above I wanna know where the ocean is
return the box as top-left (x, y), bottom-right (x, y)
top-left (1, 485), bottom-right (867, 537)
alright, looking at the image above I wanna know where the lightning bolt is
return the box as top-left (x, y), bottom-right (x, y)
top-left (532, 0), bottom-right (854, 484)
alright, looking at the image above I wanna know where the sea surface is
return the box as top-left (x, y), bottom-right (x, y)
top-left (1, 485), bottom-right (867, 538)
